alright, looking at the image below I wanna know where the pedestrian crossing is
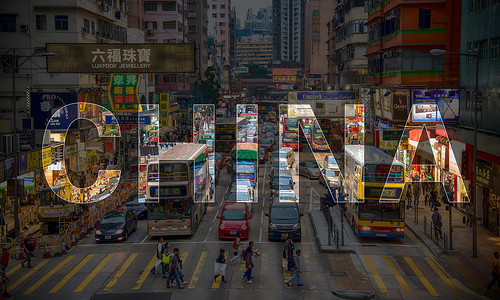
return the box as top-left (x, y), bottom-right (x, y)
top-left (2, 245), bottom-right (481, 298)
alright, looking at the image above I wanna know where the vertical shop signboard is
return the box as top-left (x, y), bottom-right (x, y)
top-left (477, 162), bottom-right (493, 188)
top-left (159, 93), bottom-right (170, 127)
top-left (27, 150), bottom-right (41, 172)
top-left (42, 147), bottom-right (52, 167)
top-left (18, 154), bottom-right (28, 175)
top-left (4, 158), bottom-right (14, 180)
top-left (108, 73), bottom-right (142, 112)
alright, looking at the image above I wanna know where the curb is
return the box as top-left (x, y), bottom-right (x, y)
top-left (405, 219), bottom-right (443, 257)
top-left (332, 289), bottom-right (375, 300)
top-left (309, 212), bottom-right (356, 254)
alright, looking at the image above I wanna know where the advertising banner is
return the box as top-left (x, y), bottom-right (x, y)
top-left (381, 89), bottom-right (393, 120)
top-left (233, 67), bottom-right (248, 73)
top-left (392, 91), bottom-right (409, 121)
top-left (273, 76), bottom-right (297, 83)
top-left (105, 115), bottom-right (151, 125)
top-left (42, 147), bottom-right (52, 167)
top-left (31, 92), bottom-right (78, 129)
top-left (374, 92), bottom-right (382, 117)
top-left (412, 90), bottom-right (459, 122)
top-left (4, 158), bottom-right (14, 180)
top-left (108, 73), bottom-right (141, 112)
top-left (27, 150), bottom-right (41, 172)
top-left (275, 84), bottom-right (294, 90)
top-left (288, 91), bottom-right (356, 101)
top-left (272, 69), bottom-right (297, 76)
top-left (46, 43), bottom-right (195, 73)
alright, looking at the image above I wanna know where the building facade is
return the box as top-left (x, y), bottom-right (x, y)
top-left (207, 0), bottom-right (231, 67)
top-left (235, 36), bottom-right (272, 66)
top-left (272, 0), bottom-right (305, 64)
top-left (187, 0), bottom-right (209, 82)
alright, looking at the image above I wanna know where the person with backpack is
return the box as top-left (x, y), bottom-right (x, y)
top-left (214, 249), bottom-right (227, 283)
top-left (241, 241), bottom-right (260, 283)
top-left (230, 233), bottom-right (243, 263)
top-left (161, 241), bottom-right (171, 278)
top-left (284, 249), bottom-right (302, 287)
top-left (151, 238), bottom-right (164, 275)
top-left (21, 237), bottom-right (34, 268)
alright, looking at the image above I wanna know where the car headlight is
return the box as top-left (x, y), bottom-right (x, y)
top-left (115, 229), bottom-right (124, 234)
top-left (269, 223), bottom-right (277, 229)
top-left (219, 224), bottom-right (225, 229)
top-left (242, 224), bottom-right (247, 230)
top-left (95, 230), bottom-right (102, 235)
top-left (293, 223), bottom-right (301, 230)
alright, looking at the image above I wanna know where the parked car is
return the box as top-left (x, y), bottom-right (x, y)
top-left (298, 161), bottom-right (320, 179)
top-left (218, 202), bottom-right (252, 239)
top-left (266, 198), bottom-right (302, 241)
top-left (125, 194), bottom-right (147, 219)
top-left (95, 210), bottom-right (137, 242)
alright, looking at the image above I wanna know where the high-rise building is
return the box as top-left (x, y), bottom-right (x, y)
top-left (187, 0), bottom-right (209, 82)
top-left (272, 0), bottom-right (305, 64)
top-left (207, 0), bottom-right (231, 67)
top-left (235, 35), bottom-right (273, 66)
top-left (304, 0), bottom-right (336, 80)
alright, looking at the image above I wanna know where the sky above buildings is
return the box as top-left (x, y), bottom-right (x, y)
top-left (233, 0), bottom-right (270, 22)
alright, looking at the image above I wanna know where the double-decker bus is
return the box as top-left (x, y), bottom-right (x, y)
top-left (145, 144), bottom-right (209, 236)
top-left (343, 145), bottom-right (406, 238)
top-left (215, 118), bottom-right (235, 153)
top-left (282, 117), bottom-right (302, 150)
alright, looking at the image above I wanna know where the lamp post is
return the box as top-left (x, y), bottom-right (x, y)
top-left (430, 48), bottom-right (479, 257)
top-left (1, 48), bottom-right (54, 238)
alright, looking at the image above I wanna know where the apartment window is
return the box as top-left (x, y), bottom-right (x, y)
top-left (55, 15), bottom-right (69, 30)
top-left (188, 25), bottom-right (197, 32)
top-left (478, 40), bottom-right (487, 61)
top-left (83, 19), bottom-right (90, 33)
top-left (0, 14), bottom-right (16, 32)
top-left (187, 11), bottom-right (196, 18)
top-left (144, 3), bottom-right (157, 11)
top-left (469, 0), bottom-right (475, 12)
top-left (212, 13), bottom-right (217, 18)
top-left (220, 4), bottom-right (225, 9)
top-left (145, 21), bottom-right (158, 29)
top-left (163, 21), bottom-right (176, 30)
top-left (220, 13), bottom-right (225, 18)
top-left (163, 74), bottom-right (176, 82)
top-left (91, 21), bottom-right (95, 34)
top-left (162, 2), bottom-right (176, 11)
top-left (491, 37), bottom-right (500, 60)
top-left (35, 15), bottom-right (46, 30)
top-left (219, 22), bottom-right (225, 26)
top-left (220, 30), bottom-right (225, 35)
top-left (212, 5), bottom-right (216, 9)
top-left (418, 9), bottom-right (431, 29)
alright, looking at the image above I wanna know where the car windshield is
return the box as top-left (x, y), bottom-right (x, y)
top-left (228, 192), bottom-right (250, 201)
top-left (222, 209), bottom-right (246, 220)
top-left (101, 212), bottom-right (125, 224)
top-left (235, 180), bottom-right (252, 186)
top-left (271, 206), bottom-right (299, 219)
top-left (279, 178), bottom-right (292, 185)
top-left (325, 170), bottom-right (337, 177)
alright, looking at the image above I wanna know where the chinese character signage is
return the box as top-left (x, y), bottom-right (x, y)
top-left (46, 43), bottom-right (195, 73)
top-left (105, 115), bottom-right (151, 125)
top-left (272, 69), bottom-right (297, 76)
top-left (42, 147), bottom-right (52, 167)
top-left (159, 93), bottom-right (170, 126)
top-left (233, 67), bottom-right (248, 73)
top-left (288, 91), bottom-right (356, 101)
top-left (108, 73), bottom-right (141, 112)
top-left (31, 92), bottom-right (78, 129)
top-left (477, 161), bottom-right (493, 188)
top-left (275, 84), bottom-right (294, 90)
top-left (273, 76), bottom-right (297, 83)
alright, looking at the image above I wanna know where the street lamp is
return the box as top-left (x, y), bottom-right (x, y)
top-left (430, 48), bottom-right (479, 257)
top-left (1, 48), bottom-right (54, 238)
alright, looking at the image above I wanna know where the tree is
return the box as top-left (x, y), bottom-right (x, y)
top-left (193, 66), bottom-right (221, 104)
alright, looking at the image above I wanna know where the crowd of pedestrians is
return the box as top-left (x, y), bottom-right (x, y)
top-left (150, 238), bottom-right (188, 289)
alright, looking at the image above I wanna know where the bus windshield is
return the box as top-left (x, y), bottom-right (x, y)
top-left (362, 164), bottom-right (404, 183)
top-left (284, 118), bottom-right (299, 131)
top-left (358, 202), bottom-right (403, 221)
top-left (147, 200), bottom-right (191, 220)
top-left (148, 163), bottom-right (188, 182)
top-left (313, 135), bottom-right (327, 145)
top-left (39, 190), bottom-right (65, 206)
top-left (236, 164), bottom-right (255, 174)
top-left (283, 132), bottom-right (298, 143)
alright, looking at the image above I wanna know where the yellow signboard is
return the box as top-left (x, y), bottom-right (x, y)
top-left (27, 150), bottom-right (41, 172)
top-left (159, 93), bottom-right (170, 127)
top-left (42, 147), bottom-right (52, 167)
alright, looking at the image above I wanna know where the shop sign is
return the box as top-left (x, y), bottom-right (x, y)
top-left (289, 91), bottom-right (356, 101)
top-left (27, 150), bottom-right (41, 172)
top-left (374, 92), bottom-right (382, 117)
top-left (392, 92), bottom-right (408, 121)
top-left (381, 89), bottom-right (393, 120)
top-left (105, 115), bottom-right (151, 125)
top-left (18, 154), bottom-right (28, 175)
top-left (275, 84), bottom-right (294, 90)
top-left (46, 43), bottom-right (195, 73)
top-left (273, 76), bottom-right (297, 83)
top-left (31, 92), bottom-right (78, 130)
top-left (42, 147), bottom-right (52, 167)
top-left (109, 73), bottom-right (141, 112)
top-left (272, 69), bottom-right (297, 76)
top-left (4, 158), bottom-right (14, 180)
top-left (233, 67), bottom-right (248, 73)
top-left (412, 89), bottom-right (459, 122)
top-left (377, 120), bottom-right (392, 129)
top-left (159, 93), bottom-right (170, 127)
top-left (382, 130), bottom-right (408, 141)
top-left (477, 162), bottom-right (493, 187)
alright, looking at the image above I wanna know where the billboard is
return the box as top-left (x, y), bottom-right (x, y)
top-left (288, 91), bottom-right (356, 101)
top-left (275, 84), bottom-right (294, 90)
top-left (31, 92), bottom-right (79, 130)
top-left (233, 67), bottom-right (248, 73)
top-left (46, 43), bottom-right (195, 73)
top-left (272, 69), bottom-right (297, 76)
top-left (108, 73), bottom-right (141, 112)
top-left (412, 90), bottom-right (459, 122)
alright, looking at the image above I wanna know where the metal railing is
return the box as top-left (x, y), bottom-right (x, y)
top-left (423, 216), bottom-right (448, 254)
top-left (321, 205), bottom-right (339, 249)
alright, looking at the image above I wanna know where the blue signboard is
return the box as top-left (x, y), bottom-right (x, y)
top-left (105, 115), bottom-right (151, 125)
top-left (31, 92), bottom-right (78, 129)
top-left (294, 91), bottom-right (356, 101)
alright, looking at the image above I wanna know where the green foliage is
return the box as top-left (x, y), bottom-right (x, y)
top-left (193, 66), bottom-right (221, 104)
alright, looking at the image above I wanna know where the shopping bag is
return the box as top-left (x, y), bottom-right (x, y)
top-left (214, 262), bottom-right (227, 277)
top-left (281, 258), bottom-right (288, 270)
top-left (154, 259), bottom-right (162, 270)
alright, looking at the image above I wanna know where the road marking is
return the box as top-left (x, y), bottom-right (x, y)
top-left (133, 254), bottom-right (157, 290)
top-left (75, 253), bottom-right (114, 292)
top-left (212, 252), bottom-right (228, 289)
top-left (383, 256), bottom-right (412, 295)
top-left (404, 256), bottom-right (438, 296)
top-left (425, 257), bottom-right (462, 297)
top-left (260, 211), bottom-right (264, 224)
top-left (362, 255), bottom-right (388, 294)
top-left (262, 162), bottom-right (267, 207)
top-left (204, 227), bottom-right (213, 243)
top-left (213, 210), bottom-right (219, 223)
top-left (259, 250), bottom-right (267, 289)
top-left (23, 255), bottom-right (75, 295)
top-left (188, 251), bottom-right (207, 289)
top-left (259, 228), bottom-right (262, 243)
top-left (141, 235), bottom-right (148, 244)
top-left (302, 253), bottom-right (316, 289)
top-left (104, 253), bottom-right (138, 291)
top-left (6, 263), bottom-right (21, 277)
top-left (49, 254), bottom-right (94, 293)
top-left (282, 258), bottom-right (291, 288)
top-left (9, 260), bottom-right (49, 291)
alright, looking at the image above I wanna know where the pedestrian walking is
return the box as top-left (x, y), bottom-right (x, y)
top-left (284, 249), bottom-right (303, 287)
top-left (241, 241), bottom-right (260, 283)
top-left (151, 237), bottom-right (164, 274)
top-left (0, 267), bottom-right (9, 297)
top-left (413, 184), bottom-right (420, 207)
top-left (487, 252), bottom-right (500, 293)
top-left (21, 237), bottom-right (34, 268)
top-left (431, 208), bottom-right (443, 239)
top-left (214, 249), bottom-right (227, 283)
top-left (230, 232), bottom-right (243, 263)
top-left (284, 236), bottom-right (295, 264)
top-left (165, 248), bottom-right (184, 289)
top-left (465, 204), bottom-right (473, 227)
top-left (406, 186), bottom-right (413, 209)
top-left (0, 248), bottom-right (9, 272)
top-left (161, 241), bottom-right (171, 278)
top-left (430, 187), bottom-right (438, 211)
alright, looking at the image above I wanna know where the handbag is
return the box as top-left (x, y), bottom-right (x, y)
top-left (281, 258), bottom-right (288, 269)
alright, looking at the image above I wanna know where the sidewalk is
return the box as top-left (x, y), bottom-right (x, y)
top-left (2, 204), bottom-right (41, 239)
top-left (309, 206), bottom-right (356, 254)
top-left (405, 195), bottom-right (500, 297)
